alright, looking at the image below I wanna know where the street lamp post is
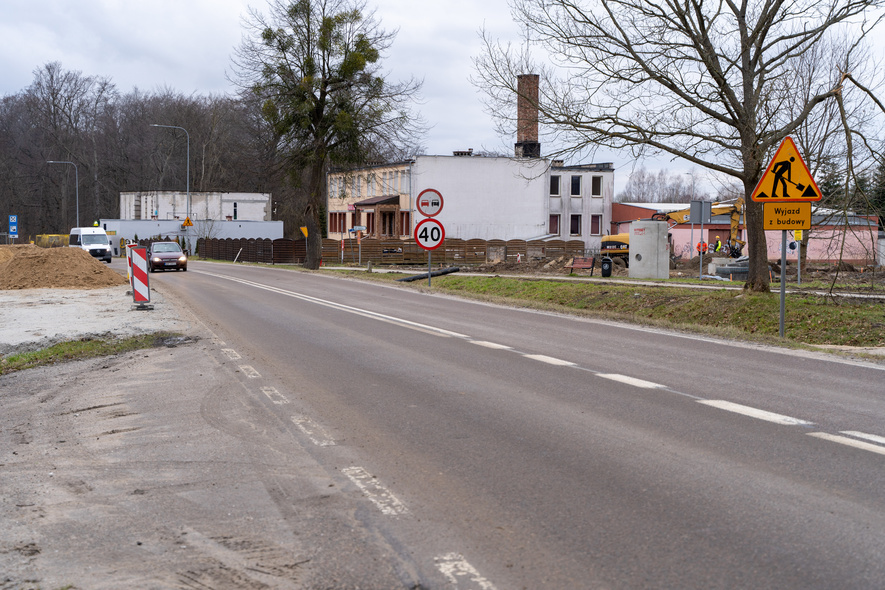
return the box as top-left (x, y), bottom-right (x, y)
top-left (149, 124), bottom-right (190, 220)
top-left (47, 160), bottom-right (79, 227)
top-left (150, 124), bottom-right (191, 251)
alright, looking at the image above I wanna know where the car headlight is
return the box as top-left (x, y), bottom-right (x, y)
top-left (179, 256), bottom-right (187, 262)
top-left (151, 257), bottom-right (161, 263)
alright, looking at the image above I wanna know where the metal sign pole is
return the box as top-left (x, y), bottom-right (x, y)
top-left (780, 230), bottom-right (787, 338)
top-left (428, 250), bottom-right (432, 287)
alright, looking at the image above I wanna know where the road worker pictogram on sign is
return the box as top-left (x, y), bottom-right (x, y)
top-left (751, 136), bottom-right (822, 203)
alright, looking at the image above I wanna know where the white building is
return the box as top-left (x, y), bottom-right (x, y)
top-left (327, 155), bottom-right (614, 252)
top-left (119, 191), bottom-right (271, 222)
top-left (326, 74), bottom-right (615, 252)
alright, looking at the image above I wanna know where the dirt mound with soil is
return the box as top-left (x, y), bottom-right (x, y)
top-left (0, 245), bottom-right (128, 290)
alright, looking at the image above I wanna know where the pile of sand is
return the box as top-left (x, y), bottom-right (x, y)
top-left (0, 245), bottom-right (128, 290)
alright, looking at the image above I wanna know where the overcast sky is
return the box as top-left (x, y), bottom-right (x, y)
top-left (0, 0), bottom-right (668, 194)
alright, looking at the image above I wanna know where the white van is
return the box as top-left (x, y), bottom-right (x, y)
top-left (68, 227), bottom-right (112, 263)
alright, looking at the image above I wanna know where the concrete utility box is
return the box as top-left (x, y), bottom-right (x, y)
top-left (629, 220), bottom-right (670, 279)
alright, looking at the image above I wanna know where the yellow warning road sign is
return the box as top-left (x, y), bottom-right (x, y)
top-left (751, 137), bottom-right (822, 203)
top-left (182, 216), bottom-right (193, 227)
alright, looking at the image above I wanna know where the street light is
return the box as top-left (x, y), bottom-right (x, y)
top-left (47, 160), bottom-right (79, 227)
top-left (149, 124), bottom-right (190, 220)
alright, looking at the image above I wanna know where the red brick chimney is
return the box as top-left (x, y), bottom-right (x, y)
top-left (515, 74), bottom-right (541, 158)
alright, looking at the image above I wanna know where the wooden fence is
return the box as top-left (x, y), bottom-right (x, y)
top-left (196, 237), bottom-right (588, 265)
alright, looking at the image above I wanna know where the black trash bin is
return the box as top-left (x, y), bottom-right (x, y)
top-left (601, 257), bottom-right (613, 277)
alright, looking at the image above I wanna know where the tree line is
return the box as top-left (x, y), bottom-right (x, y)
top-left (1, 0), bottom-right (423, 272)
top-left (0, 62), bottom-right (288, 236)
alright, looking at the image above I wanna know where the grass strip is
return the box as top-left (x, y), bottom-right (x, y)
top-left (326, 269), bottom-right (883, 348)
top-left (0, 332), bottom-right (186, 375)
top-left (432, 275), bottom-right (885, 347)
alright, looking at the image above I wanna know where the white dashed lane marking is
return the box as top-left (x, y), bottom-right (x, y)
top-left (260, 386), bottom-right (289, 405)
top-left (435, 553), bottom-right (498, 590)
top-left (698, 400), bottom-right (814, 426)
top-left (808, 432), bottom-right (885, 456)
top-left (471, 341), bottom-right (512, 350)
top-left (597, 373), bottom-right (666, 389)
top-left (221, 348), bottom-right (241, 360)
top-left (841, 431), bottom-right (885, 446)
top-left (291, 415), bottom-right (336, 447)
top-left (239, 365), bottom-right (261, 378)
top-left (523, 354), bottom-right (576, 366)
top-left (342, 466), bottom-right (409, 516)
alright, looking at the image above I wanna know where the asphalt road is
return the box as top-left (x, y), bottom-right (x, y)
top-left (125, 260), bottom-right (883, 589)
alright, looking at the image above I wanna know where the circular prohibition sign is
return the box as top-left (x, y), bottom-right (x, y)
top-left (416, 188), bottom-right (444, 217)
top-left (414, 217), bottom-right (445, 251)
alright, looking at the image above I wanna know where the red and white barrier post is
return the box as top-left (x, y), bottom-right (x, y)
top-left (129, 246), bottom-right (151, 307)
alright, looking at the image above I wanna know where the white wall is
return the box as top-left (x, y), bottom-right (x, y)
top-left (411, 156), bottom-right (549, 241)
top-left (100, 219), bottom-right (283, 255)
top-left (119, 192), bottom-right (270, 222)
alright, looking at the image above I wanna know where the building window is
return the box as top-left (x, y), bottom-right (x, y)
top-left (570, 214), bottom-right (581, 236)
top-left (592, 176), bottom-right (602, 197)
top-left (549, 214), bottom-right (560, 235)
top-left (329, 212), bottom-right (347, 233)
top-left (550, 175), bottom-right (561, 196)
top-left (233, 202), bottom-right (238, 220)
top-left (591, 214), bottom-right (602, 235)
top-left (366, 212), bottom-right (375, 235)
top-left (571, 175), bottom-right (582, 196)
top-left (400, 211), bottom-right (411, 236)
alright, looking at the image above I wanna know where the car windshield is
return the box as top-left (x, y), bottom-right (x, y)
top-left (81, 234), bottom-right (108, 245)
top-left (152, 243), bottom-right (182, 253)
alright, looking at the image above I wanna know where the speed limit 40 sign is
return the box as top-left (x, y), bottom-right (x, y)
top-left (414, 217), bottom-right (445, 250)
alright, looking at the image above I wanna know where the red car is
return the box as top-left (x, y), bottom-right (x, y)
top-left (148, 242), bottom-right (188, 272)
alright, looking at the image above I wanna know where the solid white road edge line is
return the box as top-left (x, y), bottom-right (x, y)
top-left (809, 432), bottom-right (885, 456)
top-left (341, 466), bottom-right (409, 516)
top-left (698, 400), bottom-right (814, 426)
top-left (435, 553), bottom-right (498, 590)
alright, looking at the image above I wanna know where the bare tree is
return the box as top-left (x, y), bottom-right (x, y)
top-left (474, 0), bottom-right (883, 291)
top-left (617, 166), bottom-right (711, 203)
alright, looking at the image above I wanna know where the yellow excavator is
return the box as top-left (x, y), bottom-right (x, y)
top-left (600, 233), bottom-right (630, 265)
top-left (650, 197), bottom-right (746, 258)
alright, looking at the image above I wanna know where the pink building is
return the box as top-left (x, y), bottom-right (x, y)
top-left (612, 202), bottom-right (879, 264)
